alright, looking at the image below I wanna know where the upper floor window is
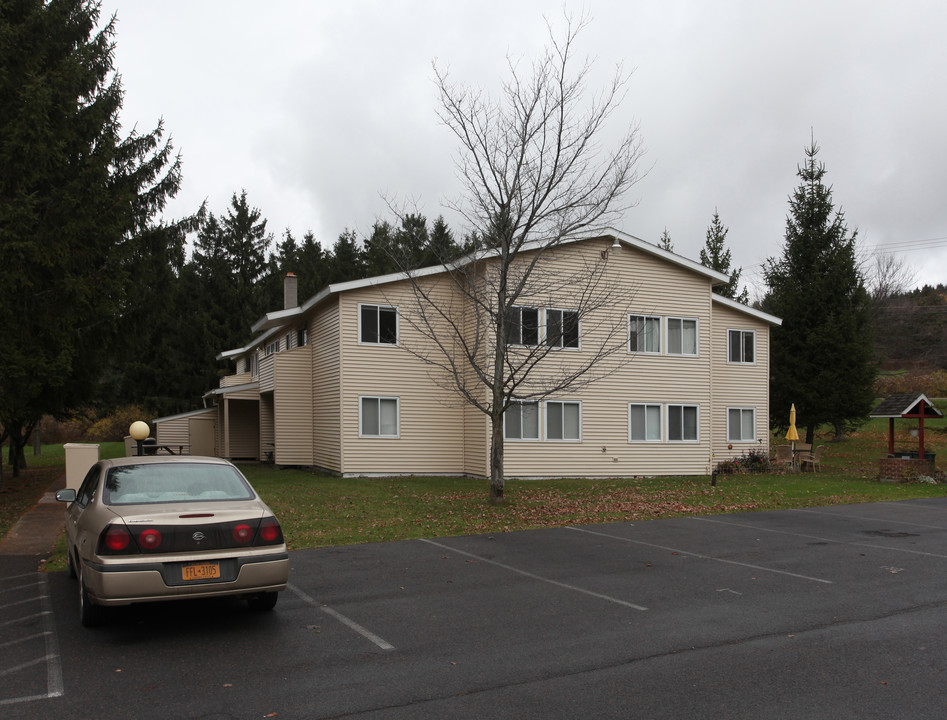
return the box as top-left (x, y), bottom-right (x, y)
top-left (507, 306), bottom-right (540, 347)
top-left (265, 340), bottom-right (279, 356)
top-left (249, 354), bottom-right (259, 377)
top-left (667, 318), bottom-right (698, 356)
top-left (728, 329), bottom-right (755, 364)
top-left (546, 309), bottom-right (579, 349)
top-left (360, 304), bottom-right (398, 345)
top-left (629, 315), bottom-right (661, 353)
top-left (297, 326), bottom-right (308, 347)
top-left (504, 401), bottom-right (540, 440)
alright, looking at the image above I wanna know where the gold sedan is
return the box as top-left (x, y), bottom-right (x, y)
top-left (56, 455), bottom-right (289, 626)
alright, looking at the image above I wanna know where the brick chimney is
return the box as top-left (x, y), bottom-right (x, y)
top-left (284, 272), bottom-right (298, 309)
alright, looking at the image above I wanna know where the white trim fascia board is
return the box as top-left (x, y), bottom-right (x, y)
top-left (602, 228), bottom-right (731, 285)
top-left (712, 293), bottom-right (783, 326)
top-left (215, 326), bottom-right (282, 360)
top-left (152, 407), bottom-right (218, 424)
top-left (202, 381), bottom-right (260, 398)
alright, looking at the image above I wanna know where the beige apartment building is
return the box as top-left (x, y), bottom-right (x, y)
top-left (154, 230), bottom-right (780, 478)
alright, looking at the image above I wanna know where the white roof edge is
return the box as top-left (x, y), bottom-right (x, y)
top-left (602, 227), bottom-right (731, 284)
top-left (712, 293), bottom-right (783, 326)
top-left (152, 406), bottom-right (217, 424)
top-left (201, 381), bottom-right (260, 398)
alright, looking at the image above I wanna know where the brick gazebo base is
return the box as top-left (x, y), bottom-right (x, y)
top-left (879, 455), bottom-right (937, 482)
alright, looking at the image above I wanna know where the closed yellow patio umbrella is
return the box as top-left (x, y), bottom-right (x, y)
top-left (786, 403), bottom-right (800, 452)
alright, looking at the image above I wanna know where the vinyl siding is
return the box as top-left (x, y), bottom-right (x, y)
top-left (312, 300), bottom-right (342, 471)
top-left (339, 277), bottom-right (467, 475)
top-left (711, 301), bottom-right (772, 462)
top-left (274, 347), bottom-right (314, 465)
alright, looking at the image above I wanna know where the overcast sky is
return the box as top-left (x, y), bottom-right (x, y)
top-left (100, 0), bottom-right (947, 297)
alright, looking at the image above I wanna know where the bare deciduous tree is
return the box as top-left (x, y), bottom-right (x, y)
top-left (394, 14), bottom-right (647, 503)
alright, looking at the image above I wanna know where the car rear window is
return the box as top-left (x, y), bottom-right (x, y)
top-left (104, 463), bottom-right (256, 505)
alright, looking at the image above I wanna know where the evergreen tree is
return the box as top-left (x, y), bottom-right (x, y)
top-left (762, 140), bottom-right (875, 443)
top-left (657, 228), bottom-right (673, 252)
top-left (327, 230), bottom-right (366, 284)
top-left (0, 0), bottom-right (183, 475)
top-left (700, 210), bottom-right (748, 304)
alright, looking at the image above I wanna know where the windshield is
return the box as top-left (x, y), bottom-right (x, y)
top-left (104, 463), bottom-right (255, 505)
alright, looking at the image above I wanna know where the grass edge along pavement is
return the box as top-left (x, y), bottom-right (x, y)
top-left (3, 418), bottom-right (945, 570)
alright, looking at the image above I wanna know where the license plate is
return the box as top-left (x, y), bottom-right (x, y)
top-left (182, 563), bottom-right (220, 581)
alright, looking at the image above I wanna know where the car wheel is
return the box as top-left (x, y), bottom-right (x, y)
top-left (78, 563), bottom-right (105, 627)
top-left (66, 549), bottom-right (77, 579)
top-left (247, 591), bottom-right (278, 612)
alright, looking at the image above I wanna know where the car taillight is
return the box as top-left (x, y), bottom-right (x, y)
top-left (233, 523), bottom-right (253, 544)
top-left (103, 526), bottom-right (131, 552)
top-left (138, 528), bottom-right (162, 550)
top-left (257, 518), bottom-right (283, 545)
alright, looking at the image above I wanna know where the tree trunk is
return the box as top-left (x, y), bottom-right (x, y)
top-left (489, 412), bottom-right (505, 504)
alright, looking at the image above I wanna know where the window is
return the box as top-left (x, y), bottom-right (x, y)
top-left (545, 401), bottom-right (581, 441)
top-left (360, 304), bottom-right (398, 345)
top-left (728, 329), bottom-right (755, 364)
top-left (546, 309), bottom-right (579, 349)
top-left (629, 315), bottom-right (661, 353)
top-left (667, 318), bottom-right (698, 356)
top-left (507, 306), bottom-right (540, 346)
top-left (629, 404), bottom-right (662, 442)
top-left (668, 404), bottom-right (698, 441)
top-left (285, 332), bottom-right (293, 351)
top-left (728, 408), bottom-right (756, 442)
top-left (249, 354), bottom-right (258, 377)
top-left (360, 397), bottom-right (399, 437)
top-left (297, 326), bottom-right (308, 347)
top-left (265, 340), bottom-right (279, 356)
top-left (504, 401), bottom-right (539, 440)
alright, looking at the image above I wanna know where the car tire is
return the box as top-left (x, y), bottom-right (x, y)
top-left (66, 549), bottom-right (77, 579)
top-left (247, 591), bottom-right (278, 611)
top-left (78, 563), bottom-right (105, 627)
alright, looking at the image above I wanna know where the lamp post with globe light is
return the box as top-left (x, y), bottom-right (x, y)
top-left (129, 421), bottom-right (150, 457)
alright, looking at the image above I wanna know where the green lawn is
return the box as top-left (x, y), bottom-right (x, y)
top-left (4, 416), bottom-right (944, 573)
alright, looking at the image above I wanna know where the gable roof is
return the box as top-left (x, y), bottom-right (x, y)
top-left (870, 393), bottom-right (944, 418)
top-left (712, 294), bottom-right (782, 326)
top-left (249, 229), bottom-right (732, 335)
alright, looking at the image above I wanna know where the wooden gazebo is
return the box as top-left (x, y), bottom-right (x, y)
top-left (870, 392), bottom-right (942, 461)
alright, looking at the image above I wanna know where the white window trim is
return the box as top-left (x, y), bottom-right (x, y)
top-left (727, 407), bottom-right (756, 443)
top-left (628, 403), bottom-right (663, 442)
top-left (666, 317), bottom-right (699, 357)
top-left (504, 400), bottom-right (541, 441)
top-left (358, 396), bottom-right (400, 438)
top-left (544, 400), bottom-right (582, 442)
top-left (727, 329), bottom-right (756, 365)
top-left (358, 303), bottom-right (399, 346)
top-left (265, 340), bottom-right (279, 356)
top-left (545, 308), bottom-right (581, 350)
top-left (667, 403), bottom-right (700, 443)
top-left (628, 314), bottom-right (662, 354)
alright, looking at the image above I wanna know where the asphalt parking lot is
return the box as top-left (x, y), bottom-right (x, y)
top-left (2, 498), bottom-right (946, 719)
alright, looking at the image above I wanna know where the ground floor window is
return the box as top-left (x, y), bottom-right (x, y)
top-left (360, 396), bottom-right (399, 437)
top-left (629, 403), bottom-right (662, 441)
top-left (504, 401), bottom-right (539, 440)
top-left (728, 407), bottom-right (755, 442)
top-left (667, 404), bottom-right (698, 441)
top-left (545, 401), bottom-right (581, 441)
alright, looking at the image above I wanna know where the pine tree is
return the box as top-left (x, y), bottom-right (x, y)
top-left (762, 140), bottom-right (875, 443)
top-left (0, 0), bottom-right (183, 475)
top-left (699, 210), bottom-right (748, 304)
top-left (657, 228), bottom-right (673, 252)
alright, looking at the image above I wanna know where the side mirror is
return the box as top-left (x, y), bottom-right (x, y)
top-left (55, 489), bottom-right (77, 503)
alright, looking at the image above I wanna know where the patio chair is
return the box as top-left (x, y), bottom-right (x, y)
top-left (798, 445), bottom-right (825, 473)
top-left (773, 445), bottom-right (793, 467)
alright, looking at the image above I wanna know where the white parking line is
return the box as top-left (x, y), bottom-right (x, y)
top-left (420, 538), bottom-right (649, 611)
top-left (567, 526), bottom-right (834, 584)
top-left (691, 516), bottom-right (947, 560)
top-left (287, 583), bottom-right (395, 651)
top-left (38, 574), bottom-right (63, 699)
